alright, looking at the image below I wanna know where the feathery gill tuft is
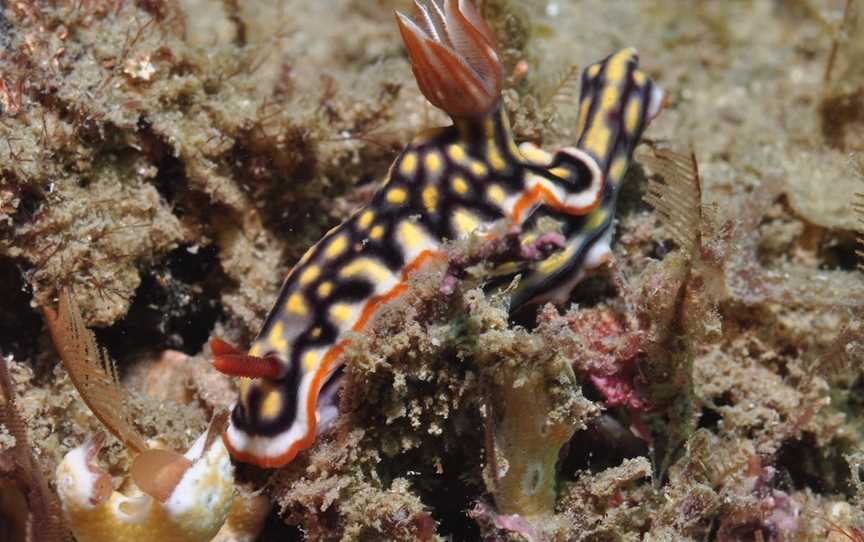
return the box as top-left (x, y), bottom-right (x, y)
top-left (396, 0), bottom-right (503, 118)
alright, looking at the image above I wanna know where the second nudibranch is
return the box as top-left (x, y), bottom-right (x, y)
top-left (212, 0), bottom-right (661, 468)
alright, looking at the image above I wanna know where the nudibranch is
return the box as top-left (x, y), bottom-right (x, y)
top-left (56, 427), bottom-right (235, 542)
top-left (506, 48), bottom-right (664, 310)
top-left (211, 0), bottom-right (662, 468)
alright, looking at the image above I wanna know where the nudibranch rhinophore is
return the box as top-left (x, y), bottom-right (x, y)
top-left (212, 0), bottom-right (663, 468)
top-left (56, 430), bottom-right (235, 542)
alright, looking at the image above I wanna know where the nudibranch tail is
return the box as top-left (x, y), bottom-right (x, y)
top-left (396, 0), bottom-right (503, 118)
top-left (509, 48), bottom-right (664, 310)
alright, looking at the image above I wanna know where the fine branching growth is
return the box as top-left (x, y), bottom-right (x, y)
top-left (538, 63), bottom-right (581, 109)
top-left (42, 289), bottom-right (148, 455)
top-left (641, 145), bottom-right (704, 257)
top-left (0, 356), bottom-right (68, 542)
top-left (854, 188), bottom-right (864, 269)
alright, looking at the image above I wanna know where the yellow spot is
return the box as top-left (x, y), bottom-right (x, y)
top-left (341, 257), bottom-right (392, 282)
top-left (609, 157), bottom-right (628, 184)
top-left (248, 343), bottom-right (262, 357)
top-left (633, 70), bottom-right (646, 86)
top-left (298, 265), bottom-right (320, 286)
top-left (469, 161), bottom-right (488, 177)
top-left (386, 187), bottom-right (408, 204)
top-left (330, 303), bottom-right (353, 323)
top-left (587, 63), bottom-right (601, 79)
top-left (487, 184), bottom-right (505, 205)
top-left (370, 225), bottom-right (385, 240)
top-left (268, 321), bottom-right (288, 351)
top-left (317, 281), bottom-right (333, 298)
top-left (260, 389), bottom-right (282, 419)
top-left (399, 153), bottom-right (417, 176)
top-left (424, 151), bottom-right (442, 174)
top-left (488, 146), bottom-right (506, 171)
top-left (452, 176), bottom-right (469, 195)
top-left (325, 234), bottom-right (348, 259)
top-left (303, 350), bottom-right (319, 372)
top-left (550, 167), bottom-right (570, 179)
top-left (358, 210), bottom-right (374, 230)
top-left (287, 293), bottom-right (308, 316)
top-left (310, 327), bottom-right (322, 339)
top-left (452, 209), bottom-right (480, 236)
top-left (520, 143), bottom-right (552, 165)
top-left (422, 186), bottom-right (438, 212)
top-left (625, 97), bottom-right (641, 134)
top-left (397, 220), bottom-right (427, 249)
top-left (447, 144), bottom-right (466, 162)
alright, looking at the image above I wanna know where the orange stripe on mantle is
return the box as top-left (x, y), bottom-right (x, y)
top-left (224, 249), bottom-right (448, 468)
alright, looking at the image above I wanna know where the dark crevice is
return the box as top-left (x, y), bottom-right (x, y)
top-left (0, 257), bottom-right (43, 361)
top-left (97, 243), bottom-right (223, 359)
top-left (775, 432), bottom-right (854, 497)
top-left (561, 408), bottom-right (649, 475)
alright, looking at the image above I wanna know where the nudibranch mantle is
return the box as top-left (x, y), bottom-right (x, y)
top-left (213, 0), bottom-right (663, 469)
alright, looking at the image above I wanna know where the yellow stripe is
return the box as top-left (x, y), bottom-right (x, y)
top-left (422, 186), bottom-right (438, 213)
top-left (340, 257), bottom-right (392, 282)
top-left (624, 98), bottom-right (641, 135)
top-left (488, 146), bottom-right (506, 171)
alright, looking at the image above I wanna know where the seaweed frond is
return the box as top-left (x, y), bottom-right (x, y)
top-left (42, 289), bottom-right (148, 454)
top-left (641, 145), bottom-right (704, 258)
top-left (0, 356), bottom-right (69, 542)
